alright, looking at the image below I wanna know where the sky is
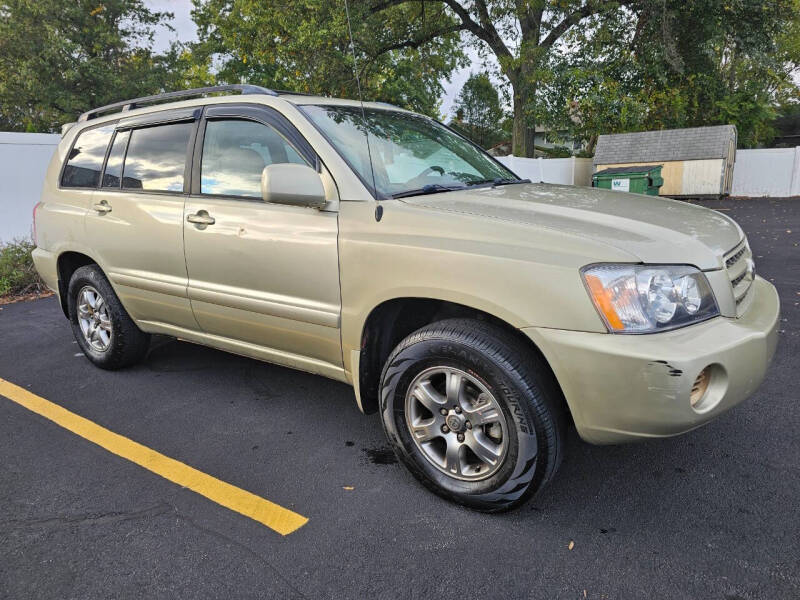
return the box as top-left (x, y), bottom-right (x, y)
top-left (142, 0), bottom-right (487, 120)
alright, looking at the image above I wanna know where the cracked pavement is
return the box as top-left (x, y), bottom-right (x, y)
top-left (1, 197), bottom-right (798, 599)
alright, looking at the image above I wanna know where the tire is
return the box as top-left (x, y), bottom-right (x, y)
top-left (379, 318), bottom-right (566, 512)
top-left (67, 264), bottom-right (150, 369)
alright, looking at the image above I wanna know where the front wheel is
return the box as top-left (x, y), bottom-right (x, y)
top-left (379, 318), bottom-right (566, 512)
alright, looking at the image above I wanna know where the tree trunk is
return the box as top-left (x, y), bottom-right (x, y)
top-left (587, 134), bottom-right (598, 155)
top-left (512, 86), bottom-right (536, 157)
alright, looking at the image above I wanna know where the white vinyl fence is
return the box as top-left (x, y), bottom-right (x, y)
top-left (731, 147), bottom-right (800, 197)
top-left (501, 149), bottom-right (800, 198)
top-left (1, 134), bottom-right (798, 244)
top-left (0, 132), bottom-right (60, 243)
top-left (496, 155), bottom-right (594, 187)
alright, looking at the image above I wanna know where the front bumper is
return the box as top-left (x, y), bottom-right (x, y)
top-left (523, 276), bottom-right (780, 444)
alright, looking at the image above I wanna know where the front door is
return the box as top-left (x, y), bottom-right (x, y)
top-left (182, 106), bottom-right (342, 373)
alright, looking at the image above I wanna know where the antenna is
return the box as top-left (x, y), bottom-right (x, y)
top-left (343, 0), bottom-right (378, 197)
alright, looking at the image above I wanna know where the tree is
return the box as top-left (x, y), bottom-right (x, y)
top-left (191, 1), bottom-right (634, 149)
top-left (190, 0), bottom-right (465, 117)
top-left (773, 102), bottom-right (800, 146)
top-left (452, 73), bottom-right (504, 148)
top-left (191, 1), bottom-right (797, 153)
top-left (632, 0), bottom-right (798, 146)
top-left (537, 0), bottom-right (800, 148)
top-left (0, 0), bottom-right (184, 132)
top-left (359, 1), bottom-right (639, 156)
top-left (370, 0), bottom-right (798, 152)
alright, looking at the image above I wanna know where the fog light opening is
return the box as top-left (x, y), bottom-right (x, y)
top-left (690, 367), bottom-right (711, 408)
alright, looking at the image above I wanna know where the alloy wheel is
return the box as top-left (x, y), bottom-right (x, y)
top-left (404, 366), bottom-right (508, 481)
top-left (76, 285), bottom-right (113, 352)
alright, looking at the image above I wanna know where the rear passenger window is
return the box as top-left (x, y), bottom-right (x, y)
top-left (61, 125), bottom-right (115, 188)
top-left (201, 119), bottom-right (308, 198)
top-left (101, 130), bottom-right (130, 188)
top-left (122, 122), bottom-right (192, 192)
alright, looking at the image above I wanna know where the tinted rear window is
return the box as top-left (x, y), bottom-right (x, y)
top-left (61, 125), bottom-right (115, 188)
top-left (122, 122), bottom-right (192, 192)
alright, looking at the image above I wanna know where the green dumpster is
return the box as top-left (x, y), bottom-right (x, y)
top-left (592, 165), bottom-right (664, 196)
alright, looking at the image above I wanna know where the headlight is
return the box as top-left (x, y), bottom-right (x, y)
top-left (581, 264), bottom-right (719, 333)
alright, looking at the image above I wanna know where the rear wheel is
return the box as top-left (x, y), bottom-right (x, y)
top-left (379, 318), bottom-right (566, 512)
top-left (68, 265), bottom-right (150, 369)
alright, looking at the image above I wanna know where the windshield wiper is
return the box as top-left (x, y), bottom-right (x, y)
top-left (464, 177), bottom-right (531, 188)
top-left (392, 184), bottom-right (463, 199)
top-left (392, 178), bottom-right (530, 198)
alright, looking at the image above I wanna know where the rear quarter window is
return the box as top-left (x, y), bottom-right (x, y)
top-left (61, 125), bottom-right (115, 188)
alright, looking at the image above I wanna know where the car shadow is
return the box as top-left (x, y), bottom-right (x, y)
top-left (139, 335), bottom-right (779, 538)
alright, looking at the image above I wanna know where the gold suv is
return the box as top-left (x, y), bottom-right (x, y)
top-left (32, 85), bottom-right (780, 510)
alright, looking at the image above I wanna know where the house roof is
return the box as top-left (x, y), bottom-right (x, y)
top-left (593, 125), bottom-right (737, 165)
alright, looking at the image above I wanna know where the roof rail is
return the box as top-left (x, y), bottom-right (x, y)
top-left (272, 89), bottom-right (319, 97)
top-left (61, 122), bottom-right (77, 137)
top-left (77, 84), bottom-right (278, 122)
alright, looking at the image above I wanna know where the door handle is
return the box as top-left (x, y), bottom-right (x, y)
top-left (93, 200), bottom-right (112, 214)
top-left (187, 211), bottom-right (215, 226)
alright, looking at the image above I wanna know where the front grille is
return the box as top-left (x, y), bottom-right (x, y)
top-left (726, 246), bottom-right (747, 269)
top-left (724, 239), bottom-right (754, 315)
top-left (731, 270), bottom-right (747, 288)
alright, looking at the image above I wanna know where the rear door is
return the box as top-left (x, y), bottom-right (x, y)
top-left (58, 123), bottom-right (117, 249)
top-left (85, 109), bottom-right (199, 330)
top-left (182, 103), bottom-right (342, 372)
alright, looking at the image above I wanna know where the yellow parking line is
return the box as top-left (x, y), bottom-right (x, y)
top-left (0, 378), bottom-right (308, 536)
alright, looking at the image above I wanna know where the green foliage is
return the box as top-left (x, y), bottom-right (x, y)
top-left (535, 145), bottom-right (572, 158)
top-left (1, 0), bottom-right (795, 149)
top-left (0, 239), bottom-right (44, 297)
top-left (774, 101), bottom-right (800, 144)
top-left (443, 1), bottom-right (635, 156)
top-left (190, 0), bottom-right (465, 117)
top-left (451, 73), bottom-right (505, 148)
top-left (537, 0), bottom-right (800, 148)
top-left (0, 0), bottom-right (186, 132)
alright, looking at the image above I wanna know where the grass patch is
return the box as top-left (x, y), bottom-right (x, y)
top-left (0, 238), bottom-right (48, 300)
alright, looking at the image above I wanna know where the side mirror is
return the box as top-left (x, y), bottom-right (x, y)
top-left (260, 163), bottom-right (326, 209)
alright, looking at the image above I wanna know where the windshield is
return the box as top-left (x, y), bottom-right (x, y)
top-left (300, 104), bottom-right (519, 198)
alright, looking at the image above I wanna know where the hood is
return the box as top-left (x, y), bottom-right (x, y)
top-left (401, 183), bottom-right (743, 270)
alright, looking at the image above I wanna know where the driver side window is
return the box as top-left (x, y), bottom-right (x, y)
top-left (200, 119), bottom-right (308, 198)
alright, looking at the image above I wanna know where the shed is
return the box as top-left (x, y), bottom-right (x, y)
top-left (593, 125), bottom-right (737, 198)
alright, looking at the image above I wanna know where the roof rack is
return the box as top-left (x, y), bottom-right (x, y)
top-left (77, 84), bottom-right (278, 122)
top-left (272, 89), bottom-right (319, 97)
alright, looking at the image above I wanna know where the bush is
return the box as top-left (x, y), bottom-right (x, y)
top-left (0, 238), bottom-right (46, 297)
top-left (535, 145), bottom-right (573, 158)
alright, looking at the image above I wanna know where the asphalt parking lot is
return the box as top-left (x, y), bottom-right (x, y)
top-left (1, 197), bottom-right (798, 600)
